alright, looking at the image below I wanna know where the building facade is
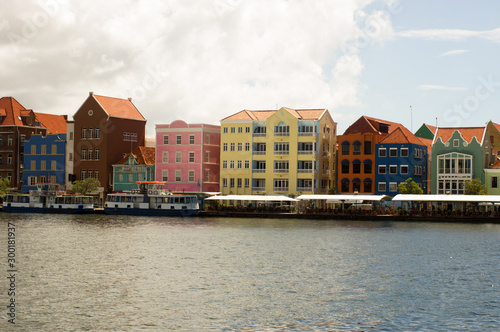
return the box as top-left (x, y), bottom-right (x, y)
top-left (112, 146), bottom-right (155, 192)
top-left (73, 92), bottom-right (146, 198)
top-left (22, 134), bottom-right (67, 192)
top-left (155, 120), bottom-right (220, 193)
top-left (337, 116), bottom-right (404, 194)
top-left (375, 127), bottom-right (428, 196)
top-left (431, 127), bottom-right (493, 194)
top-left (220, 107), bottom-right (337, 196)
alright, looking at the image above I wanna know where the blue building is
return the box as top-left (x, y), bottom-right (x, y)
top-left (375, 127), bottom-right (429, 196)
top-left (22, 134), bottom-right (67, 192)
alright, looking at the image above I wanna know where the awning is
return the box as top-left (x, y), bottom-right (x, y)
top-left (297, 194), bottom-right (390, 203)
top-left (393, 194), bottom-right (500, 203)
top-left (205, 195), bottom-right (298, 202)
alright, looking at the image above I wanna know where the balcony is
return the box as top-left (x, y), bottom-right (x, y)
top-left (298, 169), bottom-right (314, 173)
top-left (274, 132), bottom-right (290, 137)
top-left (298, 151), bottom-right (314, 155)
top-left (274, 169), bottom-right (289, 173)
top-left (252, 186), bottom-right (265, 191)
top-left (253, 151), bottom-right (266, 155)
top-left (323, 170), bottom-right (330, 176)
top-left (273, 187), bottom-right (289, 191)
top-left (298, 132), bottom-right (316, 137)
top-left (253, 133), bottom-right (266, 137)
top-left (297, 186), bottom-right (313, 192)
top-left (252, 169), bottom-right (265, 173)
top-left (274, 151), bottom-right (289, 155)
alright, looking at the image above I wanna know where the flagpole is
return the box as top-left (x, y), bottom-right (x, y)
top-left (410, 105), bottom-right (413, 132)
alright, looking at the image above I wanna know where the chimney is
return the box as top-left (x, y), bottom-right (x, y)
top-left (128, 97), bottom-right (132, 102)
top-left (89, 91), bottom-right (94, 96)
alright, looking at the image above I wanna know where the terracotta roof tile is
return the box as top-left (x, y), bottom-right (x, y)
top-left (0, 96), bottom-right (32, 126)
top-left (343, 116), bottom-right (404, 135)
top-left (35, 112), bottom-right (67, 134)
top-left (222, 107), bottom-right (327, 122)
top-left (434, 127), bottom-right (486, 145)
top-left (116, 146), bottom-right (155, 165)
top-left (379, 127), bottom-right (425, 145)
top-left (489, 159), bottom-right (500, 169)
top-left (425, 124), bottom-right (437, 134)
top-left (93, 94), bottom-right (146, 121)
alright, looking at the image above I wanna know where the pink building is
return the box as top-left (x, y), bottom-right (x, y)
top-left (155, 120), bottom-right (220, 193)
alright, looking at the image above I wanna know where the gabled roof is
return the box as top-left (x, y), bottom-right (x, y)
top-left (92, 94), bottom-right (146, 121)
top-left (433, 127), bottom-right (486, 145)
top-left (35, 113), bottom-right (67, 134)
top-left (0, 96), bottom-right (33, 126)
top-left (378, 127), bottom-right (425, 145)
top-left (342, 116), bottom-right (404, 135)
top-left (424, 124), bottom-right (437, 135)
top-left (116, 146), bottom-right (155, 165)
top-left (221, 107), bottom-right (327, 122)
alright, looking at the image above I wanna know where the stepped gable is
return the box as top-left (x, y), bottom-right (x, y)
top-left (93, 94), bottom-right (146, 121)
top-left (433, 127), bottom-right (486, 145)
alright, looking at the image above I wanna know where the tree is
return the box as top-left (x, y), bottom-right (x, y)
top-left (397, 178), bottom-right (423, 195)
top-left (464, 178), bottom-right (487, 195)
top-left (71, 178), bottom-right (100, 195)
top-left (0, 177), bottom-right (10, 196)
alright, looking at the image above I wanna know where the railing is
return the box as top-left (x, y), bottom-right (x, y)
top-left (253, 133), bottom-right (266, 137)
top-left (297, 186), bottom-right (313, 192)
top-left (252, 169), bottom-right (265, 173)
top-left (274, 132), bottom-right (289, 137)
top-left (253, 151), bottom-right (266, 155)
top-left (274, 151), bottom-right (289, 155)
top-left (252, 186), bottom-right (265, 191)
top-left (298, 132), bottom-right (316, 136)
top-left (274, 169), bottom-right (289, 173)
top-left (323, 170), bottom-right (330, 175)
top-left (298, 169), bottom-right (314, 173)
top-left (273, 187), bottom-right (289, 191)
top-left (298, 151), bottom-right (314, 155)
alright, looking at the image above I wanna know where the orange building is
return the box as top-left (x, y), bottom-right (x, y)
top-left (337, 116), bottom-right (405, 193)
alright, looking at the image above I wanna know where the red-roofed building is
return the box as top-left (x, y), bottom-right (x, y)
top-left (375, 127), bottom-right (429, 195)
top-left (112, 146), bottom-right (155, 192)
top-left (431, 126), bottom-right (494, 194)
top-left (0, 96), bottom-right (47, 189)
top-left (337, 116), bottom-right (405, 194)
top-left (73, 92), bottom-right (146, 199)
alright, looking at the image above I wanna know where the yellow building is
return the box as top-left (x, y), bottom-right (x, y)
top-left (220, 107), bottom-right (337, 196)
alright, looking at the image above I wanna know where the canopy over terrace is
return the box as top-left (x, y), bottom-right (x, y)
top-left (206, 195), bottom-right (298, 202)
top-left (297, 194), bottom-right (390, 203)
top-left (393, 194), bottom-right (500, 203)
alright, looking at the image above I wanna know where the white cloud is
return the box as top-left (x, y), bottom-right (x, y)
top-left (438, 49), bottom-right (469, 57)
top-left (0, 0), bottom-right (397, 136)
top-left (418, 85), bottom-right (467, 91)
top-left (398, 27), bottom-right (500, 42)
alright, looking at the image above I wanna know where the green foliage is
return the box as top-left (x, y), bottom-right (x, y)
top-left (464, 178), bottom-right (487, 195)
top-left (328, 187), bottom-right (337, 195)
top-left (397, 178), bottom-right (423, 195)
top-left (0, 177), bottom-right (10, 196)
top-left (71, 178), bottom-right (100, 195)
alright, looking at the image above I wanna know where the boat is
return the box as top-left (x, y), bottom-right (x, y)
top-left (2, 183), bottom-right (94, 214)
top-left (103, 181), bottom-right (199, 216)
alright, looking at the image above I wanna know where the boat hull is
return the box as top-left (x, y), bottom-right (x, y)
top-left (103, 207), bottom-right (199, 217)
top-left (2, 205), bottom-right (94, 214)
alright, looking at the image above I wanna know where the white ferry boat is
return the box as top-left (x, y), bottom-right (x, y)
top-left (104, 181), bottom-right (199, 216)
top-left (2, 183), bottom-right (94, 214)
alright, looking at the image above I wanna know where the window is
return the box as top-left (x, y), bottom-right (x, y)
top-left (88, 128), bottom-right (94, 139)
top-left (28, 176), bottom-right (37, 186)
top-left (238, 127), bottom-right (243, 133)
top-left (364, 181), bottom-right (372, 193)
top-left (378, 165), bottom-right (386, 174)
top-left (237, 160), bottom-right (242, 169)
top-left (205, 135), bottom-right (210, 144)
top-left (162, 170), bottom-right (168, 182)
top-left (364, 141), bottom-right (372, 155)
top-left (88, 170), bottom-right (93, 179)
top-left (341, 161), bottom-right (349, 174)
top-left (176, 152), bottom-right (181, 163)
top-left (341, 142), bottom-right (349, 155)
top-left (51, 160), bottom-right (57, 170)
top-left (130, 133), bottom-right (138, 142)
top-left (82, 128), bottom-right (87, 139)
top-left (401, 165), bottom-right (408, 174)
top-left (118, 173), bottom-right (123, 182)
top-left (0, 135), bottom-right (2, 146)
top-left (81, 170), bottom-right (86, 180)
top-left (189, 152), bottom-right (195, 163)
top-left (341, 181), bottom-right (349, 192)
top-left (163, 151), bottom-right (169, 163)
top-left (245, 143), bottom-right (250, 151)
top-left (222, 160), bottom-right (227, 169)
top-left (231, 127), bottom-right (235, 133)
top-left (163, 135), bottom-right (169, 144)
top-left (245, 178), bottom-right (249, 188)
top-left (94, 170), bottom-right (99, 180)
top-left (123, 132), bottom-right (130, 141)
top-left (205, 170), bottom-right (209, 182)
top-left (69, 131), bottom-right (74, 140)
top-left (230, 178), bottom-right (235, 187)
top-left (378, 182), bottom-right (386, 192)
top-left (389, 165), bottom-right (397, 174)
top-left (274, 123), bottom-right (290, 136)
top-left (230, 143), bottom-right (235, 151)
top-left (223, 127), bottom-right (228, 134)
top-left (237, 143), bottom-right (242, 151)
top-left (223, 143), bottom-right (228, 152)
top-left (244, 160), bottom-right (249, 169)
top-left (95, 128), bottom-right (100, 139)
top-left (492, 176), bottom-right (498, 189)
top-left (31, 160), bottom-right (36, 170)
top-left (176, 135), bottom-right (182, 144)
top-left (128, 173), bottom-right (133, 182)
top-left (389, 182), bottom-right (398, 192)
top-left (40, 160), bottom-right (45, 170)
top-left (364, 162), bottom-right (372, 174)
top-left (353, 142), bottom-right (361, 155)
top-left (352, 162), bottom-right (361, 174)
top-left (246, 127), bottom-right (250, 133)
top-left (41, 145), bottom-right (46, 155)
top-left (205, 151), bottom-right (210, 163)
top-left (88, 149), bottom-right (93, 160)
top-left (389, 148), bottom-right (397, 157)
top-left (188, 170), bottom-right (195, 182)
top-left (175, 170), bottom-right (181, 182)
top-left (453, 139), bottom-right (459, 147)
top-left (274, 142), bottom-right (289, 154)
top-left (273, 179), bottom-right (289, 191)
top-left (237, 178), bottom-right (242, 188)
top-left (222, 178), bottom-right (227, 188)
top-left (31, 145), bottom-right (36, 155)
top-left (401, 148), bottom-right (409, 157)
top-left (379, 148), bottom-right (386, 157)
top-left (95, 149), bottom-right (100, 161)
top-left (189, 135), bottom-right (195, 144)
top-left (52, 145), bottom-right (57, 155)
top-left (230, 160), bottom-right (234, 169)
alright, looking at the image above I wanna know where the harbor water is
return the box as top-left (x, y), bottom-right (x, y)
top-left (1, 213), bottom-right (499, 331)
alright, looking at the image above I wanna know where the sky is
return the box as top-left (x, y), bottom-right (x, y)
top-left (1, 0), bottom-right (500, 137)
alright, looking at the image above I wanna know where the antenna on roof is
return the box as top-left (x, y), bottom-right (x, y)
top-left (436, 117), bottom-right (438, 128)
top-left (410, 106), bottom-right (413, 132)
